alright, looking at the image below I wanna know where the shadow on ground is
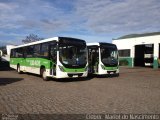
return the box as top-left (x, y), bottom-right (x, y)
top-left (0, 78), bottom-right (24, 86)
top-left (23, 72), bottom-right (93, 82)
top-left (50, 76), bottom-right (94, 82)
top-left (91, 73), bottom-right (119, 78)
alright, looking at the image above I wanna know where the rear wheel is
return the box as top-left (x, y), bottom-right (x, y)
top-left (41, 68), bottom-right (49, 81)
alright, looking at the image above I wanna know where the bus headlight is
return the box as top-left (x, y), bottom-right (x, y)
top-left (58, 65), bottom-right (65, 72)
top-left (101, 64), bottom-right (106, 70)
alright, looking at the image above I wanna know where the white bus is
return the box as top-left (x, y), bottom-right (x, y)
top-left (10, 37), bottom-right (88, 80)
top-left (87, 42), bottom-right (119, 76)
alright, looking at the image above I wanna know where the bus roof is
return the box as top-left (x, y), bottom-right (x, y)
top-left (11, 37), bottom-right (87, 49)
top-left (12, 37), bottom-right (59, 49)
top-left (87, 42), bottom-right (115, 46)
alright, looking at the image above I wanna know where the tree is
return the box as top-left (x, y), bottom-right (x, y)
top-left (22, 34), bottom-right (44, 44)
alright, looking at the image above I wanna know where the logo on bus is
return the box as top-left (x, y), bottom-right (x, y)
top-left (27, 60), bottom-right (40, 66)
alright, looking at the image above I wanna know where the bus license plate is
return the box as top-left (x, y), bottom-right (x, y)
top-left (73, 75), bottom-right (78, 77)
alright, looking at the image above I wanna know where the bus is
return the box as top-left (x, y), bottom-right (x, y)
top-left (10, 37), bottom-right (88, 80)
top-left (87, 42), bottom-right (119, 76)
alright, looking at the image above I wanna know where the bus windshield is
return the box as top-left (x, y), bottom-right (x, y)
top-left (59, 40), bottom-right (87, 68)
top-left (100, 44), bottom-right (118, 66)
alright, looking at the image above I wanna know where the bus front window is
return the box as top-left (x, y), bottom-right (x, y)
top-left (59, 45), bottom-right (87, 68)
top-left (101, 46), bottom-right (118, 66)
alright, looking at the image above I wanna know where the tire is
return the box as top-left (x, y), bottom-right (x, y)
top-left (116, 73), bottom-right (120, 77)
top-left (17, 65), bottom-right (22, 74)
top-left (41, 68), bottom-right (49, 81)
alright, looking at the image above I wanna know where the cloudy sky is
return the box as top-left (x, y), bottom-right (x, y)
top-left (0, 0), bottom-right (160, 45)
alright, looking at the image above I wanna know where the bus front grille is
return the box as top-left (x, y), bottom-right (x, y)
top-left (67, 73), bottom-right (83, 77)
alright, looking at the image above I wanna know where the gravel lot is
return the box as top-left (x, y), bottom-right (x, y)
top-left (0, 64), bottom-right (160, 117)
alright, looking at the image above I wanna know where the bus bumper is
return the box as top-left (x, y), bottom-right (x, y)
top-left (48, 71), bottom-right (88, 79)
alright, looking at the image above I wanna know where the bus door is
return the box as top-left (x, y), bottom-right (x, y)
top-left (88, 46), bottom-right (99, 73)
top-left (50, 44), bottom-right (57, 76)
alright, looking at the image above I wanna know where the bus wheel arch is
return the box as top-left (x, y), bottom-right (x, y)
top-left (40, 66), bottom-right (49, 81)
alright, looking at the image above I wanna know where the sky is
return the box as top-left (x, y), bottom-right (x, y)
top-left (0, 0), bottom-right (160, 45)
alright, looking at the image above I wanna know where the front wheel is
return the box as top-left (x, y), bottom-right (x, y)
top-left (116, 73), bottom-right (119, 77)
top-left (41, 68), bottom-right (49, 81)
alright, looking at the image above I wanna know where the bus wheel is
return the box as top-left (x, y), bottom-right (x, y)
top-left (17, 65), bottom-right (22, 74)
top-left (116, 73), bottom-right (119, 77)
top-left (41, 68), bottom-right (49, 81)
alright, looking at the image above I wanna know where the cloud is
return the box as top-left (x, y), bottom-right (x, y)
top-left (75, 0), bottom-right (160, 33)
top-left (0, 2), bottom-right (25, 30)
top-left (0, 2), bottom-right (18, 10)
top-left (0, 0), bottom-right (72, 31)
top-left (0, 0), bottom-right (76, 43)
top-left (0, 0), bottom-right (160, 44)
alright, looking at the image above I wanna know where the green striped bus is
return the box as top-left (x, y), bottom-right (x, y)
top-left (10, 37), bottom-right (88, 80)
top-left (87, 42), bottom-right (119, 76)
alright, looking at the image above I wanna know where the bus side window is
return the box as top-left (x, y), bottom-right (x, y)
top-left (11, 49), bottom-right (16, 58)
top-left (12, 48), bottom-right (23, 58)
top-left (40, 43), bottom-right (49, 58)
top-left (34, 44), bottom-right (41, 57)
top-left (26, 46), bottom-right (34, 58)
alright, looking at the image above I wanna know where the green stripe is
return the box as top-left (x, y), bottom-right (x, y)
top-left (10, 58), bottom-right (52, 69)
top-left (10, 58), bottom-right (86, 72)
top-left (63, 67), bottom-right (86, 72)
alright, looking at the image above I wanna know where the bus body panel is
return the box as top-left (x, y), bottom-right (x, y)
top-left (87, 42), bottom-right (119, 76)
top-left (98, 62), bottom-right (119, 75)
top-left (10, 37), bottom-right (88, 79)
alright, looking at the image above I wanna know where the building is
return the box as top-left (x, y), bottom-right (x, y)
top-left (112, 32), bottom-right (160, 69)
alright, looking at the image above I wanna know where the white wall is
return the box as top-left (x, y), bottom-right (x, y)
top-left (112, 35), bottom-right (160, 58)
